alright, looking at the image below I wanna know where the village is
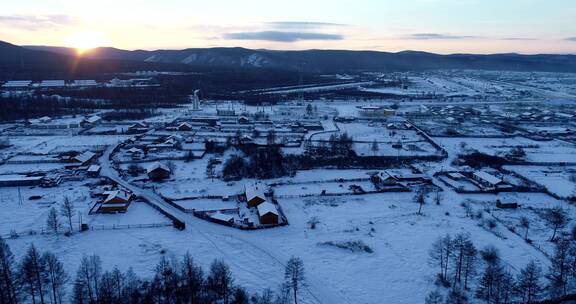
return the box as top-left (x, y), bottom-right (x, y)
top-left (1, 70), bottom-right (576, 304)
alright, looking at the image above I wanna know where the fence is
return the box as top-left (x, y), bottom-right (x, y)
top-left (88, 222), bottom-right (172, 231)
top-left (2, 222), bottom-right (172, 239)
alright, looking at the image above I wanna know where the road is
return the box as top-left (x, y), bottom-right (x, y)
top-left (99, 144), bottom-right (349, 304)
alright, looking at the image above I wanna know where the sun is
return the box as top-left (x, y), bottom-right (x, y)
top-left (64, 31), bottom-right (109, 55)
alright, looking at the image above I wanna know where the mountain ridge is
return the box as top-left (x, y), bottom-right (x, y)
top-left (10, 41), bottom-right (576, 74)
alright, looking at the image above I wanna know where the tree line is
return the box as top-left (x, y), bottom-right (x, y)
top-left (0, 237), bottom-right (306, 304)
top-left (427, 231), bottom-right (576, 304)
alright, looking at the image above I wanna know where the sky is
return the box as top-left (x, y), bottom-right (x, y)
top-left (0, 0), bottom-right (575, 54)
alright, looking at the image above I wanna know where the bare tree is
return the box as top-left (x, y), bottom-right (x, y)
top-left (180, 252), bottom-right (204, 303)
top-left (284, 257), bottom-right (305, 304)
top-left (520, 216), bottom-right (530, 240)
top-left (516, 260), bottom-right (542, 304)
top-left (19, 244), bottom-right (46, 304)
top-left (266, 130), bottom-right (276, 146)
top-left (370, 140), bottom-right (379, 156)
top-left (548, 239), bottom-right (571, 297)
top-left (73, 254), bottom-right (102, 304)
top-left (46, 207), bottom-right (60, 235)
top-left (415, 189), bottom-right (426, 215)
top-left (60, 197), bottom-right (74, 232)
top-left (207, 259), bottom-right (233, 304)
top-left (429, 234), bottom-right (453, 284)
top-left (543, 207), bottom-right (569, 241)
top-left (0, 237), bottom-right (18, 304)
top-left (42, 251), bottom-right (68, 304)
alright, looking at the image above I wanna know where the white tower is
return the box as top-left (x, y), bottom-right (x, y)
top-left (190, 90), bottom-right (201, 111)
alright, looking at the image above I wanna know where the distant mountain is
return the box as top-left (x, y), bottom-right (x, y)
top-left (23, 44), bottom-right (576, 73)
top-left (0, 41), bottom-right (198, 78)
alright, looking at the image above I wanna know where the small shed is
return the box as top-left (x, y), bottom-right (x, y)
top-left (87, 165), bottom-right (101, 177)
top-left (147, 162), bottom-right (171, 180)
top-left (245, 183), bottom-right (266, 207)
top-left (210, 212), bottom-right (235, 225)
top-left (257, 202), bottom-right (279, 225)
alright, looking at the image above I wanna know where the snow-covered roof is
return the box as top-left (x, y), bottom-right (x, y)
top-left (245, 183), bottom-right (265, 202)
top-left (39, 80), bottom-right (66, 87)
top-left (73, 80), bottom-right (97, 86)
top-left (257, 202), bottom-right (278, 216)
top-left (211, 212), bottom-right (234, 222)
top-left (74, 151), bottom-right (96, 164)
top-left (2, 80), bottom-right (32, 88)
top-left (127, 147), bottom-right (143, 154)
top-left (146, 162), bottom-right (171, 174)
top-left (0, 175), bottom-right (43, 182)
top-left (448, 172), bottom-right (465, 179)
top-left (84, 115), bottom-right (101, 123)
top-left (103, 190), bottom-right (131, 204)
top-left (87, 165), bottom-right (101, 172)
top-left (473, 171), bottom-right (503, 185)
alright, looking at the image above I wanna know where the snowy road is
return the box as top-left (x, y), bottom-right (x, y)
top-left (99, 144), bottom-right (350, 304)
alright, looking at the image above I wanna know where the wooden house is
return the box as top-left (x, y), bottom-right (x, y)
top-left (257, 202), bottom-right (279, 225)
top-left (99, 190), bottom-right (132, 213)
top-left (147, 162), bottom-right (171, 180)
top-left (245, 183), bottom-right (266, 207)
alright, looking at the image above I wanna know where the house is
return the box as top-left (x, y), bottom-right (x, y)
top-left (127, 122), bottom-right (149, 134)
top-left (82, 115), bottom-right (102, 127)
top-left (238, 116), bottom-right (250, 124)
top-left (496, 200), bottom-right (518, 209)
top-left (28, 116), bottom-right (52, 124)
top-left (147, 162), bottom-right (171, 180)
top-left (472, 171), bottom-right (507, 189)
top-left (245, 183), bottom-right (266, 207)
top-left (377, 170), bottom-right (429, 183)
top-left (87, 165), bottom-right (101, 177)
top-left (372, 171), bottom-right (398, 185)
top-left (257, 202), bottom-right (279, 225)
top-left (126, 147), bottom-right (144, 160)
top-left (99, 190), bottom-right (132, 213)
top-left (176, 122), bottom-right (193, 131)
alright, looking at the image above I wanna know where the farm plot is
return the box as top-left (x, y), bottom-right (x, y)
top-left (504, 165), bottom-right (576, 198)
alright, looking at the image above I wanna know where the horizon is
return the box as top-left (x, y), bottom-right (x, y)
top-left (14, 42), bottom-right (576, 56)
top-left (1, 0), bottom-right (575, 55)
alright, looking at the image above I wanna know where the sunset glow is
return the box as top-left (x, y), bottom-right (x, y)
top-left (64, 31), bottom-right (109, 54)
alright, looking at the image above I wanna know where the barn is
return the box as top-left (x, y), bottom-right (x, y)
top-left (257, 202), bottom-right (279, 225)
top-left (472, 171), bottom-right (507, 189)
top-left (245, 183), bottom-right (266, 207)
top-left (0, 175), bottom-right (44, 187)
top-left (147, 162), bottom-right (171, 180)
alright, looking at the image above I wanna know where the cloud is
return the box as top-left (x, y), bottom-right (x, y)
top-left (501, 37), bottom-right (538, 41)
top-left (0, 14), bottom-right (77, 31)
top-left (566, 37), bottom-right (576, 42)
top-left (266, 21), bottom-right (347, 29)
top-left (223, 31), bottom-right (344, 42)
top-left (407, 33), bottom-right (478, 40)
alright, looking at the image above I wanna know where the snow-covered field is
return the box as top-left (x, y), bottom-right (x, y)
top-left (1, 73), bottom-right (576, 303)
top-left (504, 165), bottom-right (576, 198)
